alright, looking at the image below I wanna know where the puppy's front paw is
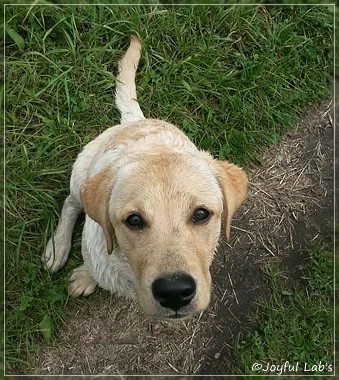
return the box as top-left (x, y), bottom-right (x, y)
top-left (42, 237), bottom-right (70, 273)
top-left (68, 265), bottom-right (97, 297)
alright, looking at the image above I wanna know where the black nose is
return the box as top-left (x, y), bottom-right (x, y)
top-left (152, 273), bottom-right (196, 311)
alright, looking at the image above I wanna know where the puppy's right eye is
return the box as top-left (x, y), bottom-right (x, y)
top-left (125, 214), bottom-right (144, 230)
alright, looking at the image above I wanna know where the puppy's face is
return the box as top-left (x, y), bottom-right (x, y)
top-left (81, 152), bottom-right (248, 320)
top-left (110, 154), bottom-right (223, 319)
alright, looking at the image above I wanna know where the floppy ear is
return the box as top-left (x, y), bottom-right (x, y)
top-left (214, 161), bottom-right (248, 241)
top-left (80, 169), bottom-right (116, 254)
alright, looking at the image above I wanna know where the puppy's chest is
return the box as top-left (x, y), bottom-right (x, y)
top-left (82, 217), bottom-right (136, 299)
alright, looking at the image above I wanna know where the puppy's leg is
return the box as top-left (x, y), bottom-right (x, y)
top-left (43, 194), bottom-right (82, 272)
top-left (68, 263), bottom-right (97, 297)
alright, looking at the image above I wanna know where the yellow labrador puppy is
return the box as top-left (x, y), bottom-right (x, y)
top-left (43, 36), bottom-right (248, 320)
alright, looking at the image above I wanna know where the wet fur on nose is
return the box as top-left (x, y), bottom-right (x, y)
top-left (152, 273), bottom-right (196, 311)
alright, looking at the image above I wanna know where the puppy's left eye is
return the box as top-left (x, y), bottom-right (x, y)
top-left (192, 208), bottom-right (211, 224)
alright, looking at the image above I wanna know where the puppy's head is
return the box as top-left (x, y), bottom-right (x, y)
top-left (81, 152), bottom-right (247, 320)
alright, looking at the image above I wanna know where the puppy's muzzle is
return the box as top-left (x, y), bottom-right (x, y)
top-left (152, 272), bottom-right (196, 312)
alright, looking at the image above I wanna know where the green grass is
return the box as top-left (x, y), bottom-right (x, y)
top-left (5, 4), bottom-right (333, 374)
top-left (235, 247), bottom-right (334, 376)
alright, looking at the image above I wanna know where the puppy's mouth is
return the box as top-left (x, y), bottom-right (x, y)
top-left (166, 311), bottom-right (191, 320)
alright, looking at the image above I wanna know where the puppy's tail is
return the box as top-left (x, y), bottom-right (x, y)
top-left (115, 35), bottom-right (145, 124)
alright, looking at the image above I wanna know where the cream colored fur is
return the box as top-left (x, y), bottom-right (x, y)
top-left (43, 36), bottom-right (248, 320)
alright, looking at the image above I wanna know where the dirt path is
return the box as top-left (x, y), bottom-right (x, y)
top-left (33, 100), bottom-right (333, 376)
